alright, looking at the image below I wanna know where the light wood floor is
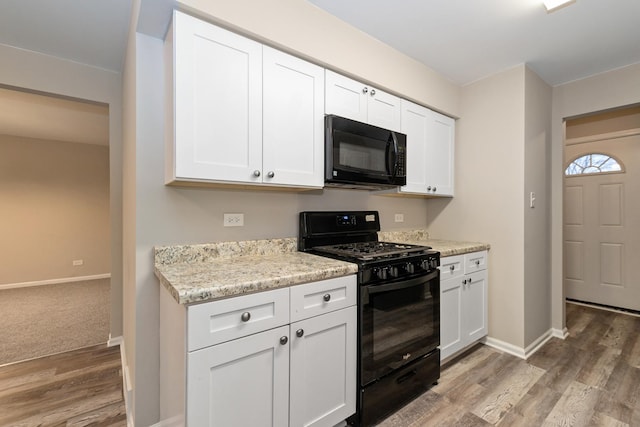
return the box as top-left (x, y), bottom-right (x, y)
top-left (1, 304), bottom-right (637, 427)
top-left (0, 344), bottom-right (126, 427)
top-left (379, 303), bottom-right (640, 426)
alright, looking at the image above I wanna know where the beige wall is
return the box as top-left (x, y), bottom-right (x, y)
top-left (523, 68), bottom-right (552, 346)
top-left (426, 65), bottom-right (527, 347)
top-left (0, 135), bottom-right (110, 285)
top-left (0, 43), bottom-right (123, 338)
top-left (550, 62), bottom-right (640, 333)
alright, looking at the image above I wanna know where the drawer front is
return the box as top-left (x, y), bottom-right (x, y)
top-left (464, 251), bottom-right (487, 274)
top-left (290, 275), bottom-right (356, 323)
top-left (187, 287), bottom-right (289, 351)
top-left (439, 254), bottom-right (464, 280)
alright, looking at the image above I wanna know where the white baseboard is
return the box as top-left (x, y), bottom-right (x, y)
top-left (552, 327), bottom-right (569, 339)
top-left (484, 328), bottom-right (557, 360)
top-left (483, 336), bottom-right (526, 359)
top-left (0, 273), bottom-right (111, 290)
top-left (112, 336), bottom-right (134, 427)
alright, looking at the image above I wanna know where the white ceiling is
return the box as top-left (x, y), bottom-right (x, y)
top-left (308, 0), bottom-right (640, 86)
top-left (0, 0), bottom-right (638, 145)
top-left (0, 0), bottom-right (131, 72)
top-left (0, 0), bottom-right (129, 146)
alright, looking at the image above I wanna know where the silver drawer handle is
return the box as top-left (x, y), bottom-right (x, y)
top-left (280, 336), bottom-right (288, 345)
top-left (449, 265), bottom-right (455, 271)
top-left (296, 329), bottom-right (304, 338)
top-left (323, 293), bottom-right (331, 302)
top-left (476, 260), bottom-right (480, 266)
top-left (241, 312), bottom-right (251, 322)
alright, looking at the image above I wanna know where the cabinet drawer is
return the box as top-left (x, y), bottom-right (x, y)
top-left (290, 275), bottom-right (356, 323)
top-left (187, 287), bottom-right (289, 351)
top-left (439, 254), bottom-right (464, 280)
top-left (464, 251), bottom-right (487, 274)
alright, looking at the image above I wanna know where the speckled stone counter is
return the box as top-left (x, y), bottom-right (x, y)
top-left (154, 238), bottom-right (357, 305)
top-left (379, 229), bottom-right (490, 257)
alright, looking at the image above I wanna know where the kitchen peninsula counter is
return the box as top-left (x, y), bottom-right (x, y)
top-left (154, 238), bottom-right (357, 305)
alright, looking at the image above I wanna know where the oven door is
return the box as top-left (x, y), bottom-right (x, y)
top-left (360, 269), bottom-right (440, 386)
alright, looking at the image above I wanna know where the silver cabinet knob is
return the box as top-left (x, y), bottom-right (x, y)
top-left (449, 265), bottom-right (455, 271)
top-left (432, 187), bottom-right (437, 192)
top-left (296, 329), bottom-right (304, 338)
top-left (427, 186), bottom-right (432, 191)
top-left (280, 336), bottom-right (288, 345)
top-left (241, 312), bottom-right (251, 322)
top-left (323, 293), bottom-right (331, 302)
top-left (370, 89), bottom-right (376, 96)
top-left (476, 260), bottom-right (480, 266)
top-left (253, 170), bottom-right (261, 177)
top-left (362, 87), bottom-right (368, 94)
top-left (267, 171), bottom-right (275, 178)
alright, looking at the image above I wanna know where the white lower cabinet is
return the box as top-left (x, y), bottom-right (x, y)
top-left (439, 251), bottom-right (488, 361)
top-left (188, 325), bottom-right (290, 426)
top-left (160, 275), bottom-right (357, 427)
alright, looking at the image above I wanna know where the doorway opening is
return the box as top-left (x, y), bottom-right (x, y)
top-left (0, 86), bottom-right (111, 365)
top-left (563, 104), bottom-right (640, 312)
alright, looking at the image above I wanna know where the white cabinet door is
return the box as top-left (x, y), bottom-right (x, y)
top-left (325, 70), bottom-right (368, 123)
top-left (440, 274), bottom-right (464, 359)
top-left (187, 325), bottom-right (290, 427)
top-left (290, 306), bottom-right (357, 427)
top-left (439, 252), bottom-right (487, 361)
top-left (400, 100), bottom-right (430, 194)
top-left (463, 270), bottom-right (488, 344)
top-left (172, 11), bottom-right (263, 183)
top-left (325, 70), bottom-right (401, 132)
top-left (395, 100), bottom-right (455, 196)
top-left (366, 88), bottom-right (401, 132)
top-left (263, 47), bottom-right (324, 188)
top-left (425, 112), bottom-right (455, 196)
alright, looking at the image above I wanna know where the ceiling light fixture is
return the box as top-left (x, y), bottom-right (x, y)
top-left (543, 0), bottom-right (576, 12)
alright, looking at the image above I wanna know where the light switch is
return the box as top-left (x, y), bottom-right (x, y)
top-left (530, 192), bottom-right (536, 208)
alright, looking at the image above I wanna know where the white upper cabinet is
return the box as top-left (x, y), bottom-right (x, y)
top-left (325, 70), bottom-right (401, 132)
top-left (380, 99), bottom-right (455, 197)
top-left (166, 11), bottom-right (324, 188)
top-left (427, 110), bottom-right (455, 196)
top-left (263, 46), bottom-right (324, 188)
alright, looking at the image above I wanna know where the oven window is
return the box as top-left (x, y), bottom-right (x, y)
top-left (335, 130), bottom-right (387, 173)
top-left (361, 276), bottom-right (439, 385)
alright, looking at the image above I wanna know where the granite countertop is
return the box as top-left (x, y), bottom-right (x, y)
top-left (155, 231), bottom-right (489, 305)
top-left (378, 230), bottom-right (490, 257)
top-left (154, 238), bottom-right (357, 305)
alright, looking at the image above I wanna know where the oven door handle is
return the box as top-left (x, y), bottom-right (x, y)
top-left (365, 270), bottom-right (438, 296)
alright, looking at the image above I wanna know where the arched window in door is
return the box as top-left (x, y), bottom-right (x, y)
top-left (565, 153), bottom-right (623, 176)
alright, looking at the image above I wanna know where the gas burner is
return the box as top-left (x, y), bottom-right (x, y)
top-left (313, 241), bottom-right (431, 261)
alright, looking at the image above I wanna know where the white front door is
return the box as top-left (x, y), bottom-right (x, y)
top-left (564, 135), bottom-right (640, 311)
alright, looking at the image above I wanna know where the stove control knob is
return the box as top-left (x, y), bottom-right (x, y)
top-left (376, 267), bottom-right (388, 280)
top-left (389, 266), bottom-right (399, 278)
top-left (405, 263), bottom-right (415, 274)
top-left (420, 260), bottom-right (430, 270)
top-left (430, 258), bottom-right (439, 269)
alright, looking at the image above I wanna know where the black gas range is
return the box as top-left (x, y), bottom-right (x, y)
top-left (299, 211), bottom-right (441, 427)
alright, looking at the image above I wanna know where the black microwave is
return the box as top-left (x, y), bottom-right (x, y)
top-left (325, 115), bottom-right (407, 190)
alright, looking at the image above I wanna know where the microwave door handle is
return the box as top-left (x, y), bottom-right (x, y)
top-left (388, 133), bottom-right (400, 177)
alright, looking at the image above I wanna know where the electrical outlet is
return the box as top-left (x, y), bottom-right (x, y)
top-left (72, 259), bottom-right (84, 266)
top-left (394, 213), bottom-right (404, 223)
top-left (223, 213), bottom-right (244, 227)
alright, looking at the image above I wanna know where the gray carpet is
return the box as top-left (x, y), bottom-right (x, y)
top-left (0, 279), bottom-right (110, 365)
